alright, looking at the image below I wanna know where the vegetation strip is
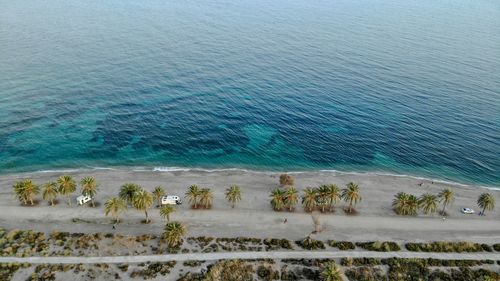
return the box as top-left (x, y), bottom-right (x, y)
top-left (0, 251), bottom-right (498, 264)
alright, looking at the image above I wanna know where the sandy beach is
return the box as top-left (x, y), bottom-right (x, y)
top-left (0, 169), bottom-right (498, 243)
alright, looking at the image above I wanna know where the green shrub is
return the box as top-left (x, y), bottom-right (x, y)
top-left (328, 241), bottom-right (355, 250)
top-left (295, 237), bottom-right (325, 250)
top-left (129, 262), bottom-right (176, 279)
top-left (205, 260), bottom-right (255, 281)
top-left (386, 259), bottom-right (429, 281)
top-left (405, 241), bottom-right (484, 253)
top-left (493, 244), bottom-right (500, 251)
top-left (117, 264), bottom-right (129, 272)
top-left (481, 244), bottom-right (493, 252)
top-left (256, 265), bottom-right (279, 280)
top-left (355, 241), bottom-right (400, 252)
top-left (341, 258), bottom-right (381, 266)
top-left (345, 266), bottom-right (386, 281)
top-left (264, 238), bottom-right (292, 250)
top-left (183, 260), bottom-right (203, 267)
top-left (280, 265), bottom-right (299, 281)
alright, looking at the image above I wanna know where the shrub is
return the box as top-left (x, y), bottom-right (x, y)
top-left (345, 266), bottom-right (386, 281)
top-left (481, 244), bottom-right (493, 252)
top-left (279, 174), bottom-right (294, 186)
top-left (341, 258), bottom-right (381, 266)
top-left (450, 267), bottom-right (500, 281)
top-left (204, 260), bottom-right (255, 281)
top-left (295, 237), bottom-right (325, 250)
top-left (405, 241), bottom-right (484, 253)
top-left (0, 262), bottom-right (30, 280)
top-left (355, 241), bottom-right (401, 252)
top-left (264, 238), bottom-right (292, 250)
top-left (386, 259), bottom-right (429, 281)
top-left (117, 264), bottom-right (129, 272)
top-left (493, 243), bottom-right (500, 251)
top-left (257, 265), bottom-right (279, 280)
top-left (329, 241), bottom-right (355, 250)
top-left (129, 262), bottom-right (176, 279)
top-left (183, 260), bottom-right (203, 267)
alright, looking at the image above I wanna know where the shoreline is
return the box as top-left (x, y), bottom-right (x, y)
top-left (5, 165), bottom-right (499, 191)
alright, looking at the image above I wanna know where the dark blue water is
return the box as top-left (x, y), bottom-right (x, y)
top-left (1, 0), bottom-right (499, 186)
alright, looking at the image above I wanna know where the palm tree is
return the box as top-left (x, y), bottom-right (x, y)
top-left (225, 185), bottom-right (241, 208)
top-left (341, 182), bottom-right (361, 213)
top-left (270, 188), bottom-right (285, 211)
top-left (57, 175), bottom-right (76, 206)
top-left (477, 193), bottom-right (495, 215)
top-left (14, 180), bottom-right (39, 205)
top-left (160, 205), bottom-right (175, 222)
top-left (185, 185), bottom-right (200, 209)
top-left (392, 192), bottom-right (409, 215)
top-left (419, 193), bottom-right (438, 215)
top-left (13, 181), bottom-right (28, 205)
top-left (406, 194), bottom-right (419, 216)
top-left (162, 221), bottom-right (187, 248)
top-left (321, 262), bottom-right (342, 281)
top-left (326, 184), bottom-right (340, 212)
top-left (80, 177), bottom-right (97, 207)
top-left (316, 185), bottom-right (329, 212)
top-left (42, 182), bottom-right (58, 206)
top-left (13, 180), bottom-right (39, 205)
top-left (119, 183), bottom-right (141, 205)
top-left (438, 188), bottom-right (454, 215)
top-left (302, 187), bottom-right (317, 212)
top-left (152, 186), bottom-right (165, 207)
top-left (284, 186), bottom-right (299, 211)
top-left (104, 197), bottom-right (127, 223)
top-left (199, 188), bottom-right (213, 209)
top-left (132, 189), bottom-right (154, 223)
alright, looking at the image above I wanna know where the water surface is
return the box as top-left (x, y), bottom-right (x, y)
top-left (0, 0), bottom-right (499, 186)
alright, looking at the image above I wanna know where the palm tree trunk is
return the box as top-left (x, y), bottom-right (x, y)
top-left (145, 210), bottom-right (149, 223)
top-left (30, 198), bottom-right (34, 205)
top-left (68, 195), bottom-right (72, 206)
top-left (441, 202), bottom-right (447, 215)
top-left (51, 199), bottom-right (54, 206)
top-left (482, 206), bottom-right (486, 216)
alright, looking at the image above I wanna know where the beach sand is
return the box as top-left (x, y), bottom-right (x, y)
top-left (0, 169), bottom-right (498, 243)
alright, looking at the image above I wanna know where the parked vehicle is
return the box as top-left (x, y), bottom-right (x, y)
top-left (460, 207), bottom-right (474, 214)
top-left (161, 195), bottom-right (182, 205)
top-left (77, 195), bottom-right (92, 205)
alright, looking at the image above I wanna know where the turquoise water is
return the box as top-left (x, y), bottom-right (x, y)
top-left (0, 0), bottom-right (499, 186)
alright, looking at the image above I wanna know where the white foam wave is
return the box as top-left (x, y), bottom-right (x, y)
top-left (19, 166), bottom-right (500, 191)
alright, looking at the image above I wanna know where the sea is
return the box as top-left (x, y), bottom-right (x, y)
top-left (0, 0), bottom-right (499, 187)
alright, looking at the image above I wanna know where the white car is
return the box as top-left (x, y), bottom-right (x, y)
top-left (77, 195), bottom-right (92, 205)
top-left (161, 195), bottom-right (182, 205)
top-left (460, 207), bottom-right (474, 214)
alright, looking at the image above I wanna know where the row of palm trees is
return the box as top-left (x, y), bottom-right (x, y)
top-left (271, 182), bottom-right (362, 213)
top-left (392, 188), bottom-right (496, 216)
top-left (184, 185), bottom-right (242, 209)
top-left (105, 184), bottom-right (244, 224)
top-left (13, 176), bottom-right (97, 207)
top-left (106, 183), bottom-right (155, 223)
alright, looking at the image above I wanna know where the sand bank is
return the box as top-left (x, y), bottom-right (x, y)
top-left (0, 169), bottom-right (498, 242)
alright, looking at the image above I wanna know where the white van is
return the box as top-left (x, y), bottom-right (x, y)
top-left (161, 195), bottom-right (182, 205)
top-left (77, 195), bottom-right (92, 205)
